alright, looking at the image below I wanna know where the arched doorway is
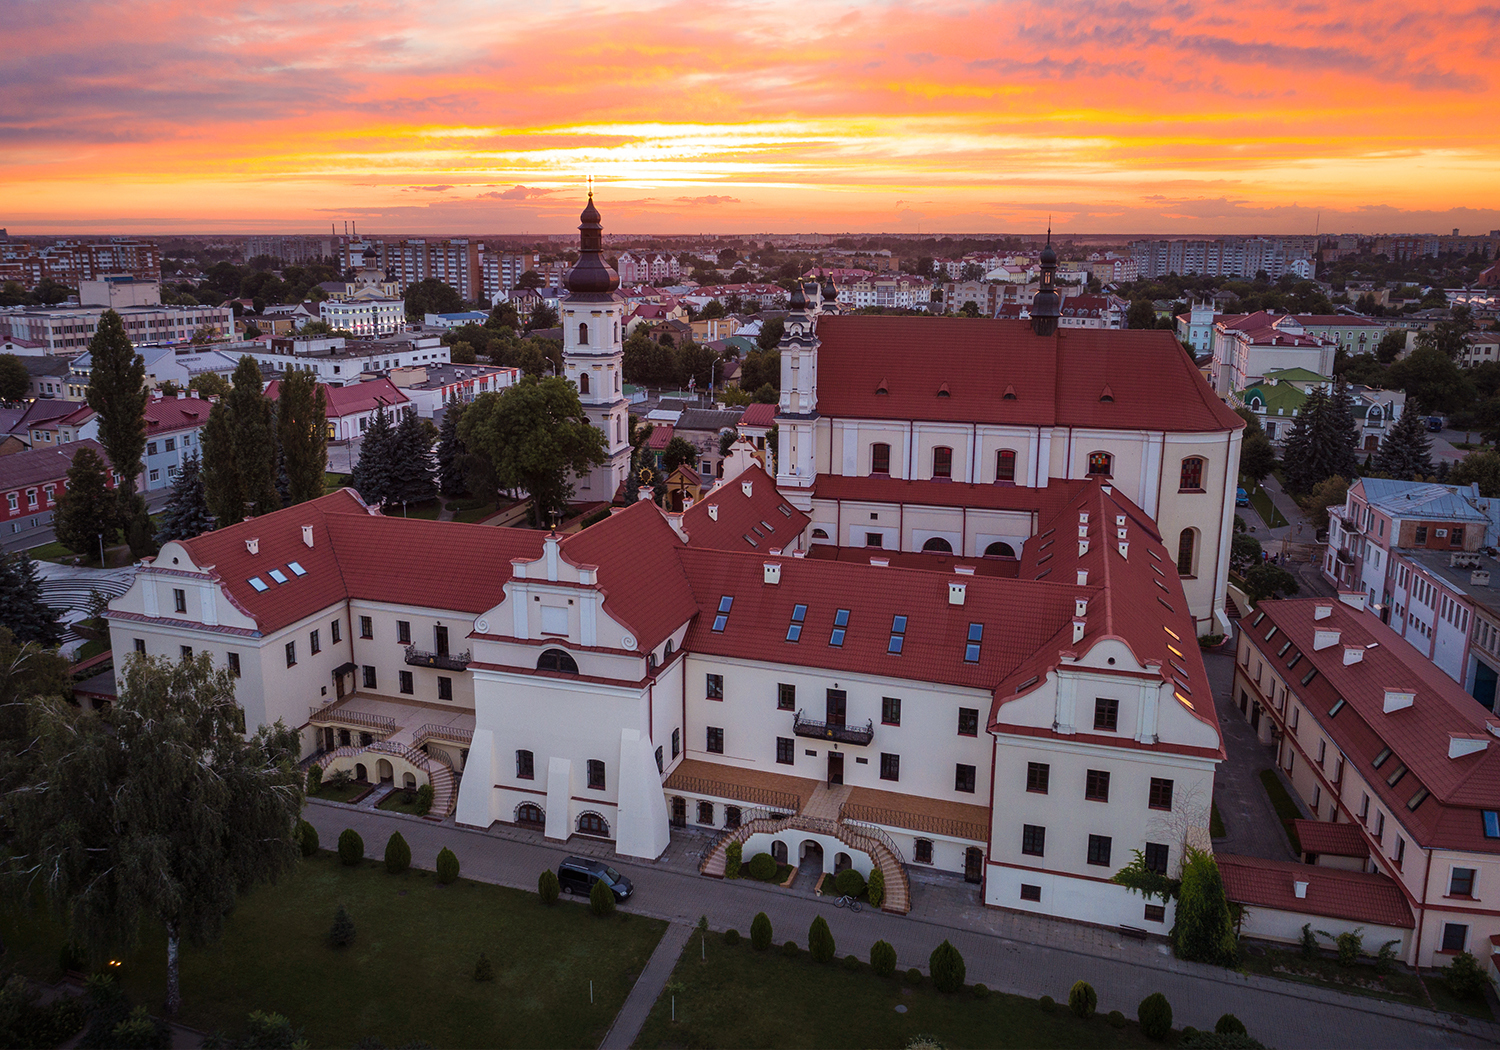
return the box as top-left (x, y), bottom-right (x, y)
top-left (376, 759), bottom-right (394, 783)
top-left (834, 851), bottom-right (852, 873)
top-left (921, 537), bottom-right (953, 553)
top-left (771, 840), bottom-right (788, 864)
top-left (402, 772), bottom-right (416, 790)
top-left (354, 762), bottom-right (368, 782)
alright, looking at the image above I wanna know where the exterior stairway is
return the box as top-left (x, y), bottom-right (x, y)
top-left (313, 742), bottom-right (458, 818)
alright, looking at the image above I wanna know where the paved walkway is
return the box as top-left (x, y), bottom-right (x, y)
top-left (1206, 651), bottom-right (1301, 861)
top-left (305, 801), bottom-right (1496, 1049)
top-left (597, 922), bottom-right (693, 1050)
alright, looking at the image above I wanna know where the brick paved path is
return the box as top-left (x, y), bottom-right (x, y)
top-left (1205, 651), bottom-right (1303, 861)
top-left (306, 802), bottom-right (1496, 1049)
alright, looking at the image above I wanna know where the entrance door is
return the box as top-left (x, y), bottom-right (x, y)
top-left (335, 671), bottom-right (345, 699)
top-left (1250, 702), bottom-right (1261, 731)
top-left (670, 796), bottom-right (687, 827)
top-left (1475, 661), bottom-right (1498, 711)
top-left (826, 688), bottom-right (847, 726)
top-left (965, 847), bottom-right (983, 884)
top-left (435, 625), bottom-right (450, 656)
top-left (827, 751), bottom-right (844, 785)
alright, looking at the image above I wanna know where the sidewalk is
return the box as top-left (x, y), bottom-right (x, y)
top-left (305, 801), bottom-right (1496, 1049)
top-left (598, 923), bottom-right (693, 1050)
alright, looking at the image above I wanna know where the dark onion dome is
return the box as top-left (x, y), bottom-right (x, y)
top-left (566, 194), bottom-right (619, 298)
top-left (789, 280), bottom-right (808, 311)
top-left (821, 275), bottom-right (838, 303)
top-left (1040, 240), bottom-right (1057, 267)
top-left (1030, 229), bottom-right (1061, 336)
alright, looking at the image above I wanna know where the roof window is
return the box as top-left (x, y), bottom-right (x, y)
top-left (964, 623), bottom-right (984, 663)
top-left (1328, 698), bottom-right (1346, 717)
top-left (1300, 668), bottom-right (1318, 686)
top-left (1277, 640), bottom-right (1293, 657)
top-left (777, 505), bottom-right (792, 517)
top-left (1286, 652), bottom-right (1302, 670)
top-left (1015, 675), bottom-right (1038, 692)
top-left (1264, 625), bottom-right (1278, 641)
top-left (1407, 787), bottom-right (1429, 811)
top-left (786, 603), bottom-right (807, 643)
top-left (268, 569), bottom-right (289, 584)
top-left (1484, 811), bottom-right (1500, 838)
top-left (742, 533), bottom-right (759, 548)
top-left (888, 614), bottom-right (907, 654)
top-left (1386, 763), bottom-right (1407, 788)
top-left (1251, 611), bottom-right (1267, 627)
top-left (1372, 747), bottom-right (1392, 769)
top-left (288, 561), bottom-right (307, 576)
top-left (830, 609), bottom-right (850, 647)
top-left (712, 596), bottom-right (733, 633)
top-left (248, 577), bottom-right (268, 592)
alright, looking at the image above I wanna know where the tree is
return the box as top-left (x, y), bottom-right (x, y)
top-left (189, 372), bottom-right (231, 400)
top-left (451, 342), bottom-right (477, 364)
top-left (53, 447), bottom-right (117, 560)
top-left (661, 436), bottom-right (697, 474)
top-left (958, 300), bottom-right (981, 318)
top-left (1243, 564), bottom-right (1300, 604)
top-left (403, 278), bottom-right (466, 321)
top-left (1127, 300), bottom-right (1159, 329)
top-left (84, 310), bottom-right (148, 532)
top-left (1230, 533), bottom-right (1262, 573)
top-left (487, 302), bottom-right (521, 330)
top-left (757, 317), bottom-right (785, 352)
top-left (1239, 432), bottom-right (1277, 484)
top-left (526, 303), bottom-right (560, 332)
top-left (623, 329), bottom-right (675, 387)
top-left (0, 353), bottom-right (28, 401)
top-left (388, 409), bottom-right (438, 506)
top-left (202, 358), bottom-right (280, 526)
top-left (436, 399), bottom-right (469, 497)
top-left (241, 321), bottom-right (262, 340)
top-left (155, 453), bottom-right (214, 544)
top-left (1387, 346), bottom-right (1474, 415)
top-left (807, 915), bottom-right (835, 963)
top-left (458, 378), bottom-right (607, 526)
top-left (4, 652), bottom-right (304, 1014)
top-left (929, 940), bottom-right (966, 993)
top-left (1297, 474), bottom-right (1349, 531)
top-left (1280, 387), bottom-right (1358, 495)
top-left (0, 557), bottom-right (64, 648)
top-left (516, 270), bottom-right (543, 290)
top-left (350, 404), bottom-right (398, 508)
top-left (1173, 847), bottom-right (1237, 965)
top-left (700, 299), bottom-right (726, 319)
top-left (1372, 403), bottom-right (1434, 480)
top-left (1452, 449), bottom-right (1500, 497)
top-left (276, 371), bottom-right (328, 507)
top-left (1375, 330), bottom-right (1406, 363)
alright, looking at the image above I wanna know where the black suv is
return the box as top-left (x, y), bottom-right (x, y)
top-left (557, 856), bottom-right (633, 902)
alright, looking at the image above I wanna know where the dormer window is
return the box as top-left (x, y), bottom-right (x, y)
top-left (932, 446), bottom-right (953, 480)
top-left (936, 383), bottom-right (951, 398)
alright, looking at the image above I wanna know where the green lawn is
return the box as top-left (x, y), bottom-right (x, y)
top-left (1258, 768), bottom-right (1303, 855)
top-left (1243, 479), bottom-right (1289, 530)
top-left (382, 499), bottom-right (442, 520)
top-left (0, 851), bottom-right (666, 1049)
top-left (323, 472), bottom-right (352, 494)
top-left (1239, 945), bottom-right (1492, 1021)
top-left (451, 500), bottom-right (497, 524)
top-left (376, 788), bottom-right (431, 815)
top-left (634, 936), bottom-right (1162, 1049)
top-left (310, 780), bottom-right (374, 804)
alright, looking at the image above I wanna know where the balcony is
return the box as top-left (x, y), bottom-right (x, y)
top-left (1336, 548), bottom-right (1355, 565)
top-left (404, 645), bottom-right (471, 671)
top-left (793, 710), bottom-right (874, 747)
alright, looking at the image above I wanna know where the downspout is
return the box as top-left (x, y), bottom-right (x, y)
top-left (1414, 847), bottom-right (1434, 968)
top-left (983, 716), bottom-right (1000, 904)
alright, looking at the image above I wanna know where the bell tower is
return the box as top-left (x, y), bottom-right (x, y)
top-left (562, 192), bottom-right (630, 498)
top-left (774, 281), bottom-right (820, 509)
top-left (1031, 226), bottom-right (1061, 337)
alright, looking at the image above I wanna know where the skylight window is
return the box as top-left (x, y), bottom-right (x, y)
top-left (777, 505), bottom-right (792, 517)
top-left (830, 609), bottom-right (850, 647)
top-left (288, 561), bottom-right (307, 576)
top-left (1286, 652), bottom-right (1302, 670)
top-left (1386, 763), bottom-right (1407, 788)
top-left (1372, 747), bottom-right (1392, 769)
top-left (1300, 668), bottom-right (1318, 686)
top-left (888, 614), bottom-right (907, 654)
top-left (760, 520), bottom-right (775, 532)
top-left (1328, 698), bottom-right (1346, 717)
top-left (268, 569), bottom-right (289, 584)
top-left (1407, 787), bottom-right (1429, 811)
top-left (1265, 625), bottom-right (1278, 641)
top-left (712, 596), bottom-right (733, 633)
top-left (1483, 811), bottom-right (1500, 838)
top-left (1277, 641), bottom-right (1293, 657)
top-left (1251, 612), bottom-right (1267, 627)
top-left (786, 604), bottom-right (807, 642)
top-left (965, 623), bottom-right (984, 663)
top-left (248, 577), bottom-right (268, 592)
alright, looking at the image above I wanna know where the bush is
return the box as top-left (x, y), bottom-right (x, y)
top-left (843, 954), bottom-right (861, 971)
top-left (867, 867), bottom-right (886, 908)
top-left (1445, 951), bottom-right (1491, 1000)
top-left (296, 819), bottom-right (319, 857)
top-left (1175, 848), bottom-right (1237, 966)
top-left (782, 940), bottom-right (800, 958)
top-left (906, 968), bottom-right (924, 984)
top-left (306, 765), bottom-right (322, 794)
top-left (808, 915), bottom-right (836, 963)
top-left (751, 912), bottom-right (773, 951)
top-left (1216, 1014), bottom-right (1247, 1036)
top-left (725, 841), bottom-right (743, 879)
top-left (538, 869), bottom-right (559, 905)
top-left (1039, 995), bottom-right (1056, 1013)
top-left (1179, 1033), bottom-right (1266, 1049)
top-left (415, 783), bottom-right (434, 815)
top-left (109, 1005), bottom-right (171, 1049)
top-left (337, 829), bottom-right (363, 866)
top-left (1374, 939), bottom-right (1399, 975)
top-left (473, 953), bottom-right (494, 982)
top-left (834, 867), bottom-right (866, 899)
top-left (0, 975), bottom-right (87, 1048)
top-left (384, 831), bottom-right (411, 875)
top-left (1299, 923), bottom-right (1318, 959)
top-left (1069, 980), bottom-right (1097, 1019)
top-left (228, 1010), bottom-right (304, 1049)
top-left (590, 876), bottom-right (616, 917)
top-left (747, 852), bottom-right (776, 880)
top-left (929, 940), bottom-right (966, 993)
top-left (972, 983), bottom-right (989, 1000)
top-left (1138, 992), bottom-right (1173, 1040)
top-left (724, 928), bottom-right (741, 946)
top-left (870, 939), bottom-right (897, 977)
top-left (329, 905), bottom-right (355, 948)
top-left (1108, 1010), bottom-right (1126, 1029)
top-left (436, 847), bottom-right (460, 884)
top-left (1322, 927), bottom-right (1363, 967)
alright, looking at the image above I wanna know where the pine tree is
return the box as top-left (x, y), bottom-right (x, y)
top-left (388, 410), bottom-right (437, 506)
top-left (277, 370), bottom-right (328, 506)
top-left (1280, 392), bottom-right (1319, 494)
top-left (84, 311), bottom-right (147, 523)
top-left (435, 399), bottom-right (469, 498)
top-left (155, 453), bottom-right (214, 544)
top-left (351, 404), bottom-right (397, 507)
top-left (1282, 385), bottom-right (1361, 495)
top-left (1320, 382), bottom-right (1362, 481)
top-left (0, 553), bottom-right (63, 647)
top-left (53, 446), bottom-right (117, 560)
top-left (1372, 402), bottom-right (1434, 480)
top-left (201, 358), bottom-right (280, 525)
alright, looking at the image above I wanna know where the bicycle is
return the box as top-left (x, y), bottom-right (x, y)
top-left (833, 894), bottom-right (862, 912)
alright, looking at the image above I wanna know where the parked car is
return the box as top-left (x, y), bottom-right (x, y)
top-left (1236, 487), bottom-right (1250, 507)
top-left (557, 856), bottom-right (633, 902)
top-left (1427, 416), bottom-right (1445, 432)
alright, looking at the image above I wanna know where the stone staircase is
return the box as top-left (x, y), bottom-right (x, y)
top-left (313, 741), bottom-right (458, 818)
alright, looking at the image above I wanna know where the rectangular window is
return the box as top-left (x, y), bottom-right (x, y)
top-left (880, 753), bottom-right (900, 781)
top-left (1144, 904), bottom-right (1166, 923)
top-left (181, 645), bottom-right (193, 661)
top-left (516, 750), bottom-right (534, 779)
top-left (712, 595), bottom-right (733, 632)
top-left (438, 676), bottom-right (452, 701)
top-left (914, 839), bottom-right (934, 864)
top-left (1450, 867), bottom-right (1477, 897)
top-left (778, 683), bottom-right (796, 710)
top-left (882, 696), bottom-right (901, 725)
top-left (134, 638), bottom-right (146, 654)
top-left (829, 608), bottom-right (850, 647)
top-left (1022, 824), bottom-right (1046, 856)
top-left (587, 759), bottom-right (606, 789)
top-left (786, 603), bottom-right (806, 642)
top-left (1149, 778), bottom-right (1174, 811)
top-left (1416, 525), bottom-right (1428, 544)
top-left (360, 616), bottom-right (373, 639)
top-left (1085, 769), bottom-right (1110, 802)
top-left (173, 588), bottom-right (187, 613)
top-left (776, 737), bottom-right (794, 764)
top-left (1144, 842), bottom-right (1170, 874)
top-left (671, 728), bottom-right (680, 758)
top-left (1020, 884), bottom-right (1042, 902)
top-left (955, 763), bottom-right (976, 793)
top-left (227, 652), bottom-right (240, 677)
top-left (399, 670), bottom-right (413, 694)
top-left (957, 707), bottom-right (979, 736)
top-left (964, 622), bottom-right (983, 662)
top-left (1087, 834), bottom-right (1113, 867)
top-left (1094, 697), bottom-right (1119, 732)
top-left (1442, 923), bottom-right (1469, 953)
top-left (285, 641), bottom-right (296, 667)
top-left (706, 673), bottom-right (724, 700)
top-left (871, 443), bottom-right (890, 474)
top-left (310, 629), bottom-right (321, 655)
top-left (331, 619), bottom-right (341, 643)
top-left (706, 727), bottom-right (724, 754)
top-left (1026, 762), bottom-right (1050, 794)
top-left (397, 620), bottom-right (411, 644)
top-left (147, 441), bottom-right (158, 455)
top-left (888, 614), bottom-right (907, 654)
top-left (362, 665), bottom-right (376, 689)
top-left (164, 438), bottom-right (175, 452)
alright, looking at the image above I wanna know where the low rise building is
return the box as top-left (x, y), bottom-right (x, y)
top-left (0, 303), bottom-right (235, 355)
top-left (319, 297), bottom-right (406, 338)
top-left (263, 377), bottom-right (411, 442)
top-left (1, 438), bottom-right (114, 535)
top-left (386, 363), bottom-right (520, 417)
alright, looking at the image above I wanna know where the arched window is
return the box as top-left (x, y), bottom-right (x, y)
top-left (697, 800), bottom-right (714, 824)
top-left (1179, 456), bottom-right (1204, 492)
top-left (515, 802), bottom-right (545, 828)
top-left (1177, 528), bottom-right (1197, 577)
top-left (537, 648), bottom-right (579, 674)
top-left (647, 652), bottom-right (658, 671)
top-left (1087, 451), bottom-right (1112, 477)
top-left (614, 370), bottom-right (621, 392)
top-left (516, 749), bottom-right (534, 779)
top-left (984, 541), bottom-right (1017, 558)
top-left (578, 322), bottom-right (589, 345)
top-left (871, 442), bottom-right (891, 475)
top-left (932, 446), bottom-right (953, 479)
top-left (812, 527), bottom-right (830, 540)
top-left (578, 372), bottom-right (590, 394)
top-left (665, 640), bottom-right (674, 656)
top-left (996, 449), bottom-right (1016, 483)
top-left (577, 811), bottom-right (609, 836)
top-left (922, 537), bottom-right (953, 553)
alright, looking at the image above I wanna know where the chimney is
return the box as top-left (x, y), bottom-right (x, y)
top-left (1313, 629), bottom-right (1340, 651)
top-left (1117, 540), bottom-right (1129, 559)
top-left (707, 504), bottom-right (718, 521)
top-left (1343, 646), bottom-right (1363, 665)
top-left (741, 479), bottom-right (753, 497)
top-left (1473, 570), bottom-right (1491, 587)
top-left (1079, 512), bottom-right (1090, 525)
top-left (1383, 689), bottom-right (1415, 713)
top-left (1314, 605), bottom-right (1333, 620)
top-left (948, 581), bottom-right (966, 606)
top-left (1079, 540), bottom-right (1090, 557)
top-left (763, 562), bottom-right (781, 585)
top-left (302, 525), bottom-right (314, 548)
top-left (245, 538), bottom-right (259, 555)
top-left (1072, 619), bottom-right (1086, 644)
top-left (1076, 569), bottom-right (1089, 587)
top-left (1075, 597), bottom-right (1088, 617)
top-left (1077, 524), bottom-right (1089, 539)
top-left (1293, 880), bottom-right (1309, 900)
top-left (1450, 735), bottom-right (1490, 759)
top-left (1338, 591), bottom-right (1367, 611)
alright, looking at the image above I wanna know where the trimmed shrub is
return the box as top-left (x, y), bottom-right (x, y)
top-left (724, 929), bottom-right (741, 946)
top-left (1299, 923), bottom-right (1318, 959)
top-left (1138, 992), bottom-right (1173, 1040)
top-left (867, 867), bottom-right (886, 909)
top-left (808, 915), bottom-right (836, 963)
top-left (337, 829), bottom-right (363, 866)
top-left (329, 905), bottom-right (355, 948)
top-left (972, 983), bottom-right (989, 1000)
top-left (306, 765), bottom-right (323, 794)
top-left (906, 968), bottom-right (924, 984)
top-left (384, 831), bottom-right (411, 875)
top-left (782, 940), bottom-right (800, 958)
top-left (416, 783), bottom-right (435, 815)
top-left (929, 940), bottom-right (966, 993)
top-left (473, 953), bottom-right (495, 982)
top-left (1323, 927), bottom-right (1363, 967)
top-left (436, 847), bottom-right (460, 884)
top-left (1179, 1032), bottom-right (1267, 1049)
top-left (725, 841), bottom-right (743, 879)
top-left (834, 867), bottom-right (866, 899)
top-left (747, 852), bottom-right (776, 881)
top-left (1069, 980), bottom-right (1097, 1019)
top-left (870, 939), bottom-right (897, 977)
top-left (1108, 1010), bottom-right (1126, 1029)
top-left (109, 1005), bottom-right (170, 1049)
top-left (1445, 951), bottom-right (1491, 1000)
top-left (751, 912), bottom-right (773, 951)
top-left (843, 954), bottom-right (861, 972)
top-left (1216, 1015), bottom-right (1247, 1036)
top-left (1175, 848), bottom-right (1237, 966)
top-left (1039, 995), bottom-right (1056, 1013)
top-left (296, 819), bottom-right (319, 857)
top-left (538, 869), bottom-right (559, 905)
top-left (590, 876), bottom-right (616, 917)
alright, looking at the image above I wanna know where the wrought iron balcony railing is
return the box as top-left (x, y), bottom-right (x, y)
top-left (404, 645), bottom-right (471, 671)
top-left (792, 710), bottom-right (874, 746)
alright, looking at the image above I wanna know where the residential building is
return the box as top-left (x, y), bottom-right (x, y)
top-left (1237, 370), bottom-right (1404, 449)
top-left (78, 276), bottom-right (161, 309)
top-left (1175, 301), bottom-right (1217, 354)
top-left (422, 312), bottom-right (490, 330)
top-left (1461, 333), bottom-right (1500, 368)
top-left (1129, 237), bottom-right (1315, 281)
top-left (15, 354), bottom-right (76, 401)
top-left (480, 249), bottom-right (540, 301)
top-left (262, 378), bottom-right (411, 442)
top-left (1209, 312), bottom-right (1336, 396)
top-left (246, 335), bottom-right (450, 387)
top-left (0, 304), bottom-right (235, 355)
top-left (339, 238), bottom-right (482, 300)
top-left (386, 363), bottom-right (520, 417)
top-left (0, 238), bottom-right (160, 291)
top-left (320, 297), bottom-right (406, 338)
top-left (1, 438), bottom-right (114, 535)
top-left (1056, 293), bottom-right (1126, 330)
top-left (244, 235), bottom-right (337, 266)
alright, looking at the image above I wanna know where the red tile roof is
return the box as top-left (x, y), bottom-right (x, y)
top-left (262, 378), bottom-right (408, 421)
top-left (680, 465), bottom-right (810, 555)
top-left (143, 395), bottom-right (213, 432)
top-left (739, 403), bottom-right (777, 427)
top-left (1293, 819), bottom-right (1370, 858)
top-left (814, 474), bottom-right (1090, 516)
top-left (1218, 853), bottom-right (1414, 929)
top-left (804, 544), bottom-right (1019, 578)
top-left (0, 439), bottom-right (112, 492)
top-left (647, 424), bottom-right (674, 450)
top-left (812, 315), bottom-right (1243, 433)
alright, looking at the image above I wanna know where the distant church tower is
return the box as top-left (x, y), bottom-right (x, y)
top-left (562, 193), bottom-right (631, 499)
top-left (775, 280), bottom-right (825, 509)
top-left (1031, 230), bottom-right (1061, 337)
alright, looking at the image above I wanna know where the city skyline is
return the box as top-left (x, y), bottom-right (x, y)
top-left (5, 0), bottom-right (1499, 237)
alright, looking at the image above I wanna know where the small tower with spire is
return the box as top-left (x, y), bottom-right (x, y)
top-left (1030, 225), bottom-right (1061, 337)
top-left (774, 280), bottom-right (821, 508)
top-left (819, 273), bottom-right (840, 315)
top-left (562, 189), bottom-right (630, 498)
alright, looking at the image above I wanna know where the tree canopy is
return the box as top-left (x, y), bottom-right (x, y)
top-left (84, 310), bottom-right (148, 544)
top-left (155, 453), bottom-right (214, 545)
top-left (403, 278), bottom-right (467, 320)
top-left (1451, 449), bottom-right (1500, 497)
top-left (1281, 386), bottom-right (1359, 495)
top-left (0, 353), bottom-right (29, 401)
top-left (52, 446), bottom-right (116, 560)
top-left (1371, 402), bottom-right (1434, 481)
top-left (0, 556), bottom-right (63, 648)
top-left (276, 371), bottom-right (328, 507)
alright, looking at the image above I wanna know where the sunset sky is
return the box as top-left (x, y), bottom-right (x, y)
top-left (6, 0), bottom-right (1499, 236)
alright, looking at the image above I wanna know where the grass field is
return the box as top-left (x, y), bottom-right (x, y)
top-left (1258, 768), bottom-right (1303, 855)
top-left (376, 788), bottom-right (431, 815)
top-left (633, 935), bottom-right (1164, 1049)
top-left (0, 851), bottom-right (665, 1049)
top-left (1243, 479), bottom-right (1290, 530)
top-left (309, 780), bottom-right (373, 804)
